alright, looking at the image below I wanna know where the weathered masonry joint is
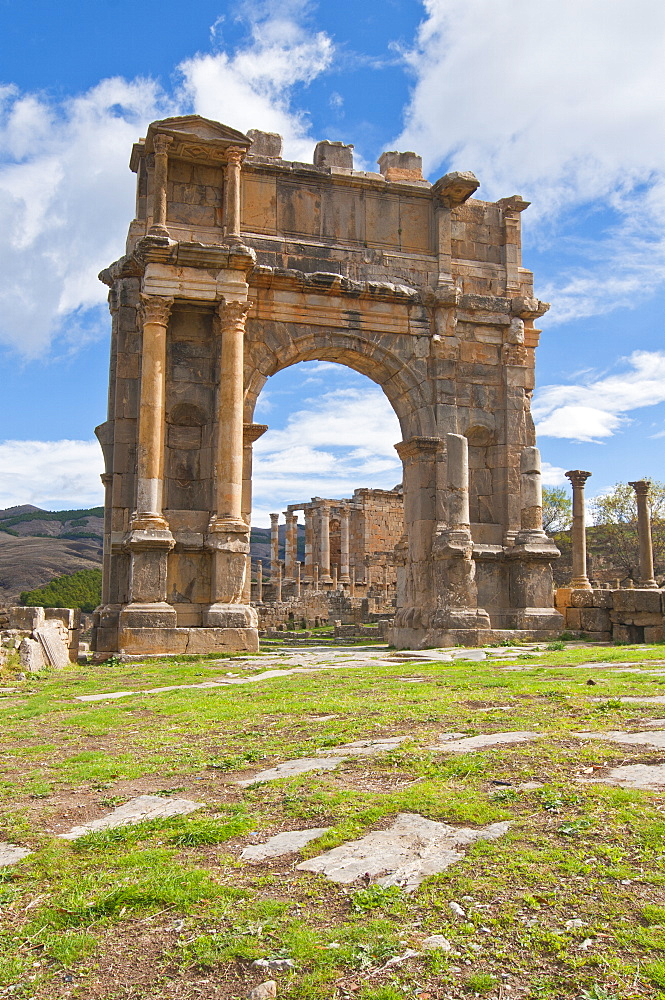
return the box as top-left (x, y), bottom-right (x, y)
top-left (93, 115), bottom-right (562, 656)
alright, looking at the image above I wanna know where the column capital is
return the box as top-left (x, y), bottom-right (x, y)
top-left (269, 512), bottom-right (280, 524)
top-left (152, 133), bottom-right (173, 156)
top-left (565, 469), bottom-right (592, 489)
top-left (216, 298), bottom-right (251, 329)
top-left (225, 145), bottom-right (246, 168)
top-left (629, 479), bottom-right (650, 497)
top-left (140, 293), bottom-right (173, 327)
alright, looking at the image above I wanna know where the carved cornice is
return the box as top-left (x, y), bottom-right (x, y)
top-left (394, 436), bottom-right (441, 461)
top-left (432, 171), bottom-right (479, 209)
top-left (140, 294), bottom-right (174, 326)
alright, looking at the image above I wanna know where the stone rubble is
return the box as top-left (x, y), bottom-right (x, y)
top-left (241, 828), bottom-right (330, 861)
top-left (429, 731), bottom-right (539, 752)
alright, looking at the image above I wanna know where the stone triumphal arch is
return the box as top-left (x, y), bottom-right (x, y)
top-left (92, 115), bottom-right (562, 657)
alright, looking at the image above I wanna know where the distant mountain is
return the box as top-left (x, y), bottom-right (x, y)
top-left (0, 505), bottom-right (104, 606)
top-left (0, 507), bottom-right (302, 606)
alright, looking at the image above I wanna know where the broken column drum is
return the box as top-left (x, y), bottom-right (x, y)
top-left (93, 115), bottom-right (560, 656)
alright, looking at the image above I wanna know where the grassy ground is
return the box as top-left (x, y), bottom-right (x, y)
top-left (0, 641), bottom-right (664, 999)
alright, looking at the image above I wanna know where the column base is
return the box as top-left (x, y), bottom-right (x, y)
top-left (116, 626), bottom-right (259, 657)
top-left (204, 603), bottom-right (258, 628)
top-left (118, 602), bottom-right (177, 629)
top-left (429, 608), bottom-right (491, 630)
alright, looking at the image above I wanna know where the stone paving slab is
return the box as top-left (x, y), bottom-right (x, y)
top-left (59, 794), bottom-right (203, 840)
top-left (316, 737), bottom-right (405, 756)
top-left (296, 812), bottom-right (510, 891)
top-left (241, 827), bottom-right (330, 861)
top-left (576, 729), bottom-right (665, 749)
top-left (237, 758), bottom-right (346, 787)
top-left (0, 843), bottom-right (32, 866)
top-left (580, 764), bottom-right (665, 790)
top-left (429, 731), bottom-right (539, 753)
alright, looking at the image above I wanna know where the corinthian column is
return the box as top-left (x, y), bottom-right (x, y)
top-left (149, 133), bottom-right (172, 238)
top-left (319, 504), bottom-right (332, 585)
top-left (304, 508), bottom-right (313, 585)
top-left (135, 294), bottom-right (173, 530)
top-left (284, 512), bottom-right (297, 582)
top-left (205, 298), bottom-right (257, 627)
top-left (339, 508), bottom-right (351, 584)
top-left (629, 480), bottom-right (657, 588)
top-left (224, 146), bottom-right (244, 243)
top-left (120, 294), bottom-right (176, 628)
top-left (270, 513), bottom-right (280, 583)
top-left (566, 470), bottom-right (592, 590)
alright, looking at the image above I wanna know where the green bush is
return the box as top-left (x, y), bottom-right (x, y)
top-left (20, 568), bottom-right (102, 613)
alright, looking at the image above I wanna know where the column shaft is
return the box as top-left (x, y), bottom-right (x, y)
top-left (320, 506), bottom-right (332, 584)
top-left (224, 147), bottom-right (243, 242)
top-left (270, 514), bottom-right (280, 583)
top-left (257, 560), bottom-right (263, 602)
top-left (213, 300), bottom-right (249, 524)
top-left (284, 512), bottom-right (297, 581)
top-left (304, 509), bottom-right (313, 583)
top-left (566, 470), bottom-right (592, 590)
top-left (136, 295), bottom-right (173, 527)
top-left (150, 134), bottom-right (172, 238)
top-left (446, 433), bottom-right (470, 528)
top-left (629, 480), bottom-right (657, 587)
top-left (339, 508), bottom-right (351, 583)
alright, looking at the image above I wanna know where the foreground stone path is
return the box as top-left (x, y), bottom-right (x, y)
top-left (576, 729), bottom-right (665, 750)
top-left (0, 843), bottom-right (32, 866)
top-left (296, 812), bottom-right (511, 891)
top-left (241, 828), bottom-right (330, 861)
top-left (59, 795), bottom-right (203, 840)
top-left (580, 764), bottom-right (665, 790)
top-left (429, 731), bottom-right (539, 752)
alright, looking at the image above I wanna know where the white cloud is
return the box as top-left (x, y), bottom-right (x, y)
top-left (396, 0), bottom-right (665, 320)
top-left (0, 6), bottom-right (332, 358)
top-left (541, 462), bottom-right (567, 487)
top-left (252, 386), bottom-right (402, 524)
top-left (533, 350), bottom-right (665, 442)
top-left (0, 440), bottom-right (104, 510)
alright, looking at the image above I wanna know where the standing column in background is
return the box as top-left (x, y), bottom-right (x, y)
top-left (223, 147), bottom-right (244, 243)
top-left (339, 508), bottom-right (351, 584)
top-left (303, 508), bottom-right (313, 585)
top-left (295, 562), bottom-right (301, 598)
top-left (256, 560), bottom-right (263, 603)
top-left (284, 512), bottom-right (297, 582)
top-left (270, 513), bottom-right (280, 584)
top-left (565, 470), bottom-right (592, 591)
top-left (319, 505), bottom-right (332, 585)
top-left (629, 480), bottom-right (658, 588)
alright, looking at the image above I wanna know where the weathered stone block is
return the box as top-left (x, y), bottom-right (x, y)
top-left (314, 140), bottom-right (353, 170)
top-left (565, 608), bottom-right (581, 629)
top-left (644, 625), bottom-right (665, 643)
top-left (570, 589), bottom-right (595, 608)
top-left (580, 608), bottom-right (611, 632)
top-left (613, 589), bottom-right (662, 614)
top-left (9, 607), bottom-right (44, 630)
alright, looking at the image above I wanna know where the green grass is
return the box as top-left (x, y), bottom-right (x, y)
top-left (0, 639), bottom-right (664, 997)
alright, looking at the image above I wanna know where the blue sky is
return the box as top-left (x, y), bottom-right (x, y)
top-left (1, 0), bottom-right (665, 524)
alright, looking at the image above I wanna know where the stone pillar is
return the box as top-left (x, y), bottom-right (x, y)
top-left (565, 470), bottom-right (592, 591)
top-left (314, 564), bottom-right (319, 591)
top-left (319, 505), bottom-right (332, 585)
top-left (242, 422), bottom-right (267, 604)
top-left (629, 480), bottom-right (658, 588)
top-left (284, 511), bottom-right (297, 582)
top-left (224, 147), bottom-right (244, 243)
top-left (270, 513), bottom-right (280, 583)
top-left (304, 508), bottom-right (314, 585)
top-left (339, 508), bottom-right (351, 584)
top-left (350, 566), bottom-right (356, 598)
top-left (120, 294), bottom-right (176, 630)
top-left (149, 133), bottom-right (172, 238)
top-left (429, 433), bottom-right (490, 637)
top-left (498, 195), bottom-right (530, 293)
top-left (384, 564), bottom-right (389, 601)
top-left (432, 172), bottom-right (479, 287)
top-left (295, 561), bottom-right (301, 598)
top-left (256, 560), bottom-right (263, 603)
top-left (332, 565), bottom-right (338, 589)
top-left (205, 299), bottom-right (257, 627)
top-left (275, 563), bottom-right (282, 603)
top-left (509, 448), bottom-right (563, 631)
top-left (99, 472), bottom-right (113, 608)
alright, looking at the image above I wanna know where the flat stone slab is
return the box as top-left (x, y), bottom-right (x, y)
top-left (576, 729), bottom-right (665, 749)
top-left (429, 731), bottom-right (539, 753)
top-left (0, 843), bottom-right (32, 866)
top-left (241, 827), bottom-right (330, 861)
top-left (296, 812), bottom-right (510, 891)
top-left (318, 737), bottom-right (405, 756)
top-left (237, 757), bottom-right (345, 787)
top-left (59, 794), bottom-right (203, 840)
top-left (581, 764), bottom-right (665, 790)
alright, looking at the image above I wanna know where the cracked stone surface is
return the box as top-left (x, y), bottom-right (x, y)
top-left (0, 843), bottom-right (32, 866)
top-left (59, 794), bottom-right (203, 840)
top-left (576, 730), bottom-right (665, 749)
top-left (296, 812), bottom-right (510, 891)
top-left (241, 827), bottom-right (330, 861)
top-left (429, 731), bottom-right (539, 752)
top-left (237, 758), bottom-right (345, 787)
top-left (317, 737), bottom-right (405, 756)
top-left (580, 764), bottom-right (665, 790)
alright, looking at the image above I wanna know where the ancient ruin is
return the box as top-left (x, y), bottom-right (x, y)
top-left (93, 114), bottom-right (564, 657)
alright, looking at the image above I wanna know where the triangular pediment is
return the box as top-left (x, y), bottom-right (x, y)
top-left (148, 116), bottom-right (250, 147)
